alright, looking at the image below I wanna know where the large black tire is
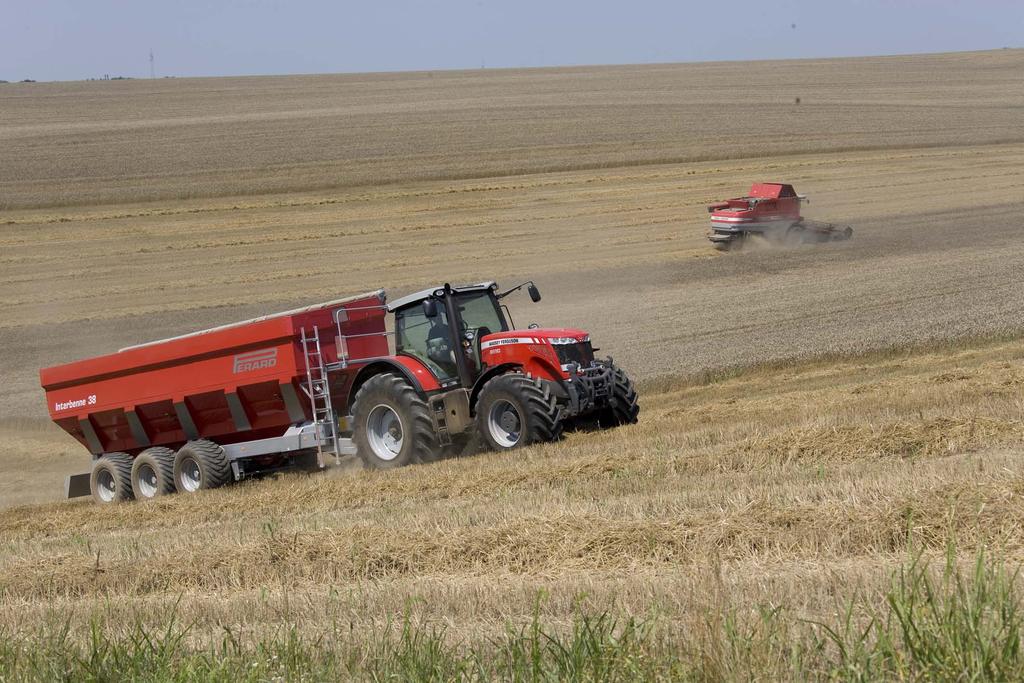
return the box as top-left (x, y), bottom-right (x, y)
top-left (131, 447), bottom-right (176, 499)
top-left (90, 452), bottom-right (134, 504)
top-left (352, 373), bottom-right (438, 469)
top-left (173, 440), bottom-right (231, 493)
top-left (600, 368), bottom-right (641, 427)
top-left (476, 373), bottom-right (563, 451)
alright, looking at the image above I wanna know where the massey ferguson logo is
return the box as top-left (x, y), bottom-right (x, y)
top-left (233, 348), bottom-right (278, 374)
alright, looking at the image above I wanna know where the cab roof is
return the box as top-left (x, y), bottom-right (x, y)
top-left (387, 281), bottom-right (497, 312)
top-left (749, 183), bottom-right (797, 199)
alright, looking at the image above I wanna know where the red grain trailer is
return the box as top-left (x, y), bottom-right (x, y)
top-left (41, 291), bottom-right (387, 500)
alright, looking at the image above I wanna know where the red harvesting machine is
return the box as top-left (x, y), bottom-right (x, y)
top-left (707, 182), bottom-right (852, 250)
top-left (41, 281), bottom-right (639, 504)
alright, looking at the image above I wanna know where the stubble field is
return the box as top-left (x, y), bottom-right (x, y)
top-left (1, 49), bottom-right (1024, 678)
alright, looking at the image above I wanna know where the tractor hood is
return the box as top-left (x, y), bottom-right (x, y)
top-left (479, 328), bottom-right (597, 379)
top-left (481, 328), bottom-right (589, 347)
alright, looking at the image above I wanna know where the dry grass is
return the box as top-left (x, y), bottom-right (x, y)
top-left (2, 335), bottom-right (1023, 653)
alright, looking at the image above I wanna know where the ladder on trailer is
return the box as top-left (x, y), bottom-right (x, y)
top-left (300, 326), bottom-right (339, 466)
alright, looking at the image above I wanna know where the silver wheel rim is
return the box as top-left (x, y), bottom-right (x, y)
top-left (96, 469), bottom-right (116, 502)
top-left (137, 463), bottom-right (158, 498)
top-left (179, 456), bottom-right (202, 492)
top-left (488, 400), bottom-right (523, 448)
top-left (366, 404), bottom-right (403, 461)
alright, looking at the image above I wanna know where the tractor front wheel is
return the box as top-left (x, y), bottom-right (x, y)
top-left (352, 373), bottom-right (439, 469)
top-left (599, 367), bottom-right (641, 428)
top-left (476, 373), bottom-right (562, 450)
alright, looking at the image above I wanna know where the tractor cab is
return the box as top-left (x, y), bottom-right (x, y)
top-left (388, 281), bottom-right (539, 389)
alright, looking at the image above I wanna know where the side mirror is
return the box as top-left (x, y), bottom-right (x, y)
top-left (528, 284), bottom-right (542, 303)
top-left (422, 299), bottom-right (438, 318)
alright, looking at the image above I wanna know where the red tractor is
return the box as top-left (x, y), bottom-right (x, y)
top-left (369, 281), bottom-right (639, 464)
top-left (707, 182), bottom-right (853, 250)
top-left (41, 281), bottom-right (639, 503)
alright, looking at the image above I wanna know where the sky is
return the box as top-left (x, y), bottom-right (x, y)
top-left (1, 0), bottom-right (1021, 82)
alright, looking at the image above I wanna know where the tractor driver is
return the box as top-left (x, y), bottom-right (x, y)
top-left (426, 314), bottom-right (458, 379)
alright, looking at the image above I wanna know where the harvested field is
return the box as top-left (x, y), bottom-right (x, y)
top-left (3, 143), bottom-right (1024, 505)
top-left (3, 336), bottom-right (1024, 678)
top-left (1, 49), bottom-right (1024, 677)
top-left (2, 50), bottom-right (1023, 210)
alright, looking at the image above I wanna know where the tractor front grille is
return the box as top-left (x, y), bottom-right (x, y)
top-left (554, 341), bottom-right (595, 367)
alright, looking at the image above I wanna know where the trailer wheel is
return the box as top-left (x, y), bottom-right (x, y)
top-left (90, 453), bottom-right (134, 504)
top-left (599, 368), bottom-right (641, 428)
top-left (131, 447), bottom-right (176, 499)
top-left (173, 440), bottom-right (231, 493)
top-left (352, 373), bottom-right (438, 469)
top-left (475, 373), bottom-right (562, 451)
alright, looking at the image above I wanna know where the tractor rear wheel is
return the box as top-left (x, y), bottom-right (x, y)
top-left (352, 373), bottom-right (438, 469)
top-left (90, 452), bottom-right (134, 504)
top-left (173, 440), bottom-right (231, 493)
top-left (599, 368), bottom-right (641, 427)
top-left (132, 447), bottom-right (176, 499)
top-left (476, 373), bottom-right (562, 450)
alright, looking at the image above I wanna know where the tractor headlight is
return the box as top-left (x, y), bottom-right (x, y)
top-left (549, 337), bottom-right (585, 345)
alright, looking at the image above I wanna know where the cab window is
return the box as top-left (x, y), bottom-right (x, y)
top-left (454, 292), bottom-right (508, 335)
top-left (394, 304), bottom-right (457, 381)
